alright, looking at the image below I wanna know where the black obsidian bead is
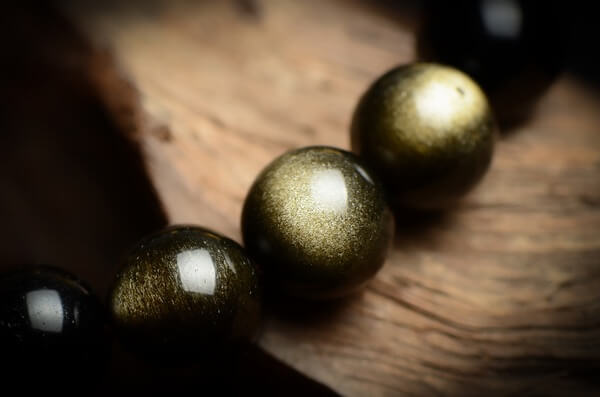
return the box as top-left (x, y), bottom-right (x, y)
top-left (109, 226), bottom-right (261, 362)
top-left (418, 0), bottom-right (566, 125)
top-left (0, 266), bottom-right (107, 389)
top-left (351, 63), bottom-right (497, 210)
top-left (242, 146), bottom-right (394, 300)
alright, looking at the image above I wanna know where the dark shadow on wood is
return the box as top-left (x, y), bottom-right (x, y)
top-left (263, 284), bottom-right (364, 327)
top-left (0, 3), bottom-right (168, 298)
top-left (102, 342), bottom-right (340, 396)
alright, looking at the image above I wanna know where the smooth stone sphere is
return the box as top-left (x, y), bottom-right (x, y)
top-left (109, 226), bottom-right (261, 362)
top-left (351, 63), bottom-right (497, 210)
top-left (0, 266), bottom-right (107, 389)
top-left (418, 0), bottom-right (565, 125)
top-left (242, 146), bottom-right (394, 300)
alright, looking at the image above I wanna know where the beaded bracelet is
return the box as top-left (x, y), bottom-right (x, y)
top-left (0, 63), bottom-right (496, 388)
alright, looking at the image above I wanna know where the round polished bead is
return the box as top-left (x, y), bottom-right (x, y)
top-left (0, 266), bottom-right (107, 387)
top-left (109, 226), bottom-right (261, 361)
top-left (242, 146), bottom-right (394, 300)
top-left (418, 0), bottom-right (565, 124)
top-left (351, 63), bottom-right (497, 210)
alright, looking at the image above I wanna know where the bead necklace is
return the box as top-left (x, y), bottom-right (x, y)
top-left (0, 62), bottom-right (496, 390)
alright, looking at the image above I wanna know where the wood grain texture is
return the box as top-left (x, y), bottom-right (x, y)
top-left (58, 0), bottom-right (600, 395)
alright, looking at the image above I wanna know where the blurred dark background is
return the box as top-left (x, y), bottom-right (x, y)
top-left (0, 2), bottom-right (166, 297)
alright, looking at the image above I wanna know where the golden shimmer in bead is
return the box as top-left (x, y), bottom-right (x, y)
top-left (242, 146), bottom-right (394, 299)
top-left (109, 226), bottom-right (260, 361)
top-left (351, 63), bottom-right (497, 209)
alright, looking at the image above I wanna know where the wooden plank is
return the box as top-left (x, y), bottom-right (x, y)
top-left (58, 1), bottom-right (600, 395)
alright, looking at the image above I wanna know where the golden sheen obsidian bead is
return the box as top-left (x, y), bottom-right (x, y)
top-left (109, 226), bottom-right (261, 361)
top-left (242, 146), bottom-right (394, 299)
top-left (351, 63), bottom-right (497, 209)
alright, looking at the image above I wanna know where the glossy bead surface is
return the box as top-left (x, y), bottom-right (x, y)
top-left (0, 266), bottom-right (107, 385)
top-left (109, 226), bottom-right (261, 361)
top-left (242, 146), bottom-right (394, 299)
top-left (418, 0), bottom-right (565, 124)
top-left (351, 63), bottom-right (497, 209)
